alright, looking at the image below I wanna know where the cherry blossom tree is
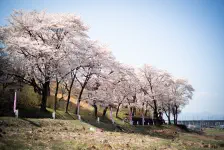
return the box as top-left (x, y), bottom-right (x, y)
top-left (170, 78), bottom-right (194, 125)
top-left (1, 10), bottom-right (88, 111)
top-left (158, 76), bottom-right (175, 124)
top-left (139, 65), bottom-right (170, 120)
top-left (74, 41), bottom-right (115, 115)
top-left (107, 64), bottom-right (137, 118)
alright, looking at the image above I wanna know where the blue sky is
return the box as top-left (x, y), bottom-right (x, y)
top-left (1, 0), bottom-right (224, 118)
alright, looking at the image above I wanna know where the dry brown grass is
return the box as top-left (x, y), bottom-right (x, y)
top-left (0, 117), bottom-right (224, 150)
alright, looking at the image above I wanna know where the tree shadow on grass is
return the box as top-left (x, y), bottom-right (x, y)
top-left (81, 116), bottom-right (116, 132)
top-left (45, 98), bottom-right (174, 138)
top-left (74, 107), bottom-right (177, 140)
top-left (60, 112), bottom-right (77, 120)
top-left (22, 108), bottom-right (178, 140)
top-left (5, 101), bottom-right (187, 140)
top-left (20, 118), bottom-right (41, 127)
top-left (18, 107), bottom-right (52, 118)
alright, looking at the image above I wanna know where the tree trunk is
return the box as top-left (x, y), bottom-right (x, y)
top-left (153, 100), bottom-right (158, 119)
top-left (41, 81), bottom-right (50, 111)
top-left (54, 80), bottom-right (59, 112)
top-left (145, 109), bottom-right (148, 117)
top-left (75, 75), bottom-right (89, 115)
top-left (92, 102), bottom-right (98, 119)
top-left (168, 111), bottom-right (171, 125)
top-left (172, 107), bottom-right (176, 125)
top-left (144, 102), bottom-right (148, 116)
top-left (132, 107), bottom-right (136, 116)
top-left (129, 105), bottom-right (133, 124)
top-left (175, 105), bottom-right (178, 125)
top-left (75, 86), bottom-right (85, 115)
top-left (173, 114), bottom-right (176, 125)
top-left (168, 117), bottom-right (171, 125)
top-left (163, 108), bottom-right (171, 125)
top-left (168, 106), bottom-right (171, 125)
top-left (116, 103), bottom-right (121, 118)
top-left (65, 75), bottom-right (75, 113)
top-left (102, 107), bottom-right (108, 118)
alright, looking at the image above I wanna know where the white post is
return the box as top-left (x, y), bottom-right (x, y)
top-left (97, 117), bottom-right (100, 123)
top-left (148, 122), bottom-right (149, 125)
top-left (52, 111), bottom-right (56, 119)
top-left (13, 90), bottom-right (19, 118)
top-left (15, 109), bottom-right (19, 118)
top-left (78, 115), bottom-right (81, 120)
top-left (137, 121), bottom-right (139, 125)
top-left (142, 113), bottom-right (145, 126)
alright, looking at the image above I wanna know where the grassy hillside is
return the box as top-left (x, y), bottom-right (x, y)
top-left (1, 85), bottom-right (224, 149)
top-left (0, 116), bottom-right (224, 150)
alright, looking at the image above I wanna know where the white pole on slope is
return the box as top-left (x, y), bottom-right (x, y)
top-left (78, 115), bottom-right (81, 120)
top-left (52, 111), bottom-right (56, 119)
top-left (97, 117), bottom-right (100, 123)
top-left (13, 90), bottom-right (18, 118)
top-left (142, 113), bottom-right (145, 126)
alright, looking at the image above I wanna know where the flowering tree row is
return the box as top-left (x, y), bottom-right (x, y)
top-left (0, 10), bottom-right (194, 124)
